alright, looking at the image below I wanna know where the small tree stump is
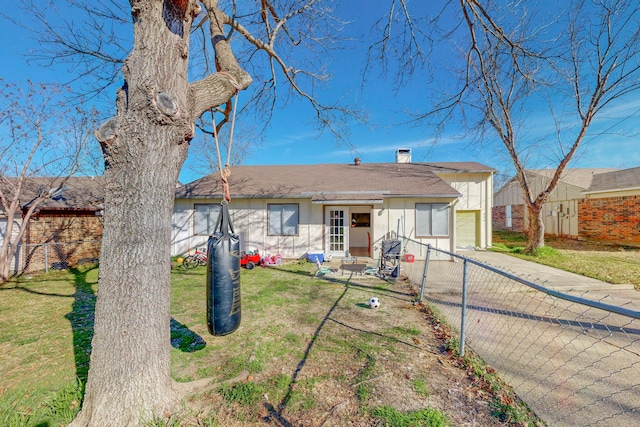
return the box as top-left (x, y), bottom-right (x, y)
top-left (156, 92), bottom-right (179, 117)
top-left (95, 118), bottom-right (117, 144)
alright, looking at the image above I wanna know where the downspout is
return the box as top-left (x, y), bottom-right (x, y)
top-left (487, 172), bottom-right (494, 248)
top-left (449, 197), bottom-right (461, 253)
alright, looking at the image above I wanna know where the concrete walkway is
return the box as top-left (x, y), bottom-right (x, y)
top-left (463, 249), bottom-right (639, 308)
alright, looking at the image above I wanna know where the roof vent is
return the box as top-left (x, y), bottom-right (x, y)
top-left (396, 148), bottom-right (412, 163)
top-left (354, 157), bottom-right (361, 166)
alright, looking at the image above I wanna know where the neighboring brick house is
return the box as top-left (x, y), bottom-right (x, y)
top-left (1, 177), bottom-right (104, 273)
top-left (579, 167), bottom-right (640, 246)
top-left (492, 204), bottom-right (525, 233)
top-left (493, 168), bottom-right (616, 237)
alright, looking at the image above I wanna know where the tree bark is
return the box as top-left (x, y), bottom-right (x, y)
top-left (71, 0), bottom-right (252, 424)
top-left (525, 203), bottom-right (545, 253)
top-left (70, 1), bottom-right (238, 425)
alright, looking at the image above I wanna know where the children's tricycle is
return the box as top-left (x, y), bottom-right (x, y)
top-left (262, 253), bottom-right (283, 267)
top-left (240, 250), bottom-right (262, 269)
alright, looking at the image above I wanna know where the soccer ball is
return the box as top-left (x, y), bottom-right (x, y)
top-left (368, 296), bottom-right (380, 309)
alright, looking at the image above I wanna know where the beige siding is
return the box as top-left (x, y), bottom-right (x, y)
top-left (372, 197), bottom-right (454, 256)
top-left (494, 176), bottom-right (586, 237)
top-left (439, 172), bottom-right (493, 248)
top-left (494, 181), bottom-right (524, 206)
top-left (232, 198), bottom-right (321, 258)
top-left (172, 198), bottom-right (323, 259)
top-left (542, 200), bottom-right (579, 237)
top-left (171, 199), bottom-right (195, 256)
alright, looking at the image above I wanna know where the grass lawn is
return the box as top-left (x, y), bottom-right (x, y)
top-left (492, 230), bottom-right (640, 289)
top-left (0, 260), bottom-right (538, 426)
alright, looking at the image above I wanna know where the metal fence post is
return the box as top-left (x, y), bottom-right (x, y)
top-left (419, 245), bottom-right (431, 301)
top-left (460, 259), bottom-right (468, 357)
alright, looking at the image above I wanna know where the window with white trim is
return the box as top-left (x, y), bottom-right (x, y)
top-left (194, 204), bottom-right (221, 235)
top-left (416, 203), bottom-right (449, 236)
top-left (268, 204), bottom-right (299, 236)
top-left (505, 205), bottom-right (512, 228)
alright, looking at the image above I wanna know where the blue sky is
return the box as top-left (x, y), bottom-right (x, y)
top-left (1, 1), bottom-right (639, 184)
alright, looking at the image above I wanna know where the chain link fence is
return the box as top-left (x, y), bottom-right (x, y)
top-left (399, 239), bottom-right (640, 426)
top-left (10, 240), bottom-right (101, 275)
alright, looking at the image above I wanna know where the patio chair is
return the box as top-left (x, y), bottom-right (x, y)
top-left (314, 257), bottom-right (337, 278)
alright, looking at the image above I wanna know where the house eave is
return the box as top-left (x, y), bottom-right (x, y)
top-left (177, 193), bottom-right (462, 201)
top-left (312, 199), bottom-right (384, 205)
top-left (384, 194), bottom-right (462, 199)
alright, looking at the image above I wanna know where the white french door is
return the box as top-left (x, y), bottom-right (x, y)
top-left (326, 207), bottom-right (348, 257)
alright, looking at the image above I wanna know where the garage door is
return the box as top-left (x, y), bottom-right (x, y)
top-left (456, 211), bottom-right (479, 248)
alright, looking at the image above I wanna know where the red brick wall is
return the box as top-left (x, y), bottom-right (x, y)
top-left (492, 204), bottom-right (525, 232)
top-left (578, 195), bottom-right (640, 245)
top-left (22, 211), bottom-right (102, 272)
top-left (512, 205), bottom-right (525, 232)
top-left (492, 206), bottom-right (506, 230)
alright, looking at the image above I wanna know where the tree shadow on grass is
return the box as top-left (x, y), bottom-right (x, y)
top-left (263, 268), bottom-right (425, 425)
top-left (65, 266), bottom-right (98, 384)
top-left (170, 318), bottom-right (206, 352)
top-left (63, 266), bottom-right (207, 388)
top-left (264, 281), bottom-right (350, 426)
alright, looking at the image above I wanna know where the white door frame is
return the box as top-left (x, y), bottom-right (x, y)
top-left (325, 207), bottom-right (349, 258)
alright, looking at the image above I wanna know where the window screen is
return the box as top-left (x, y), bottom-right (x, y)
top-left (416, 203), bottom-right (449, 236)
top-left (268, 204), bottom-right (299, 235)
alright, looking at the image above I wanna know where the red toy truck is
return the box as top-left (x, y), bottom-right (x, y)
top-left (240, 250), bottom-right (262, 269)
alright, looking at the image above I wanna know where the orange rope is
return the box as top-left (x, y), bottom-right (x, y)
top-left (211, 85), bottom-right (239, 203)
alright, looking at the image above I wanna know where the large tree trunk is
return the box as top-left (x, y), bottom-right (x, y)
top-left (525, 203), bottom-right (545, 253)
top-left (70, 2), bottom-right (193, 425)
top-left (71, 1), bottom-right (250, 425)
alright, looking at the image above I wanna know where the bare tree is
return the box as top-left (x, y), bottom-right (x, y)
top-left (0, 80), bottom-right (94, 283)
top-left (9, 0), bottom-right (361, 425)
top-left (375, 0), bottom-right (640, 252)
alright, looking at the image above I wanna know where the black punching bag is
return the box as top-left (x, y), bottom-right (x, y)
top-left (206, 202), bottom-right (241, 336)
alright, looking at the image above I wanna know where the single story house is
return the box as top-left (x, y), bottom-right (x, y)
top-left (0, 176), bottom-right (104, 273)
top-left (579, 166), bottom-right (640, 246)
top-left (172, 151), bottom-right (496, 260)
top-left (493, 168), bottom-right (616, 237)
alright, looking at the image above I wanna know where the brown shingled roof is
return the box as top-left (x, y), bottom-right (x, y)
top-left (586, 167), bottom-right (640, 193)
top-left (176, 162), bottom-right (495, 200)
top-left (527, 168), bottom-right (617, 189)
top-left (1, 176), bottom-right (104, 213)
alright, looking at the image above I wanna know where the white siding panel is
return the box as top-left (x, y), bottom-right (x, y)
top-left (438, 172), bottom-right (492, 249)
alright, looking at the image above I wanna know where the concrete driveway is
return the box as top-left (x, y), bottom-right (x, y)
top-left (402, 249), bottom-right (640, 426)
